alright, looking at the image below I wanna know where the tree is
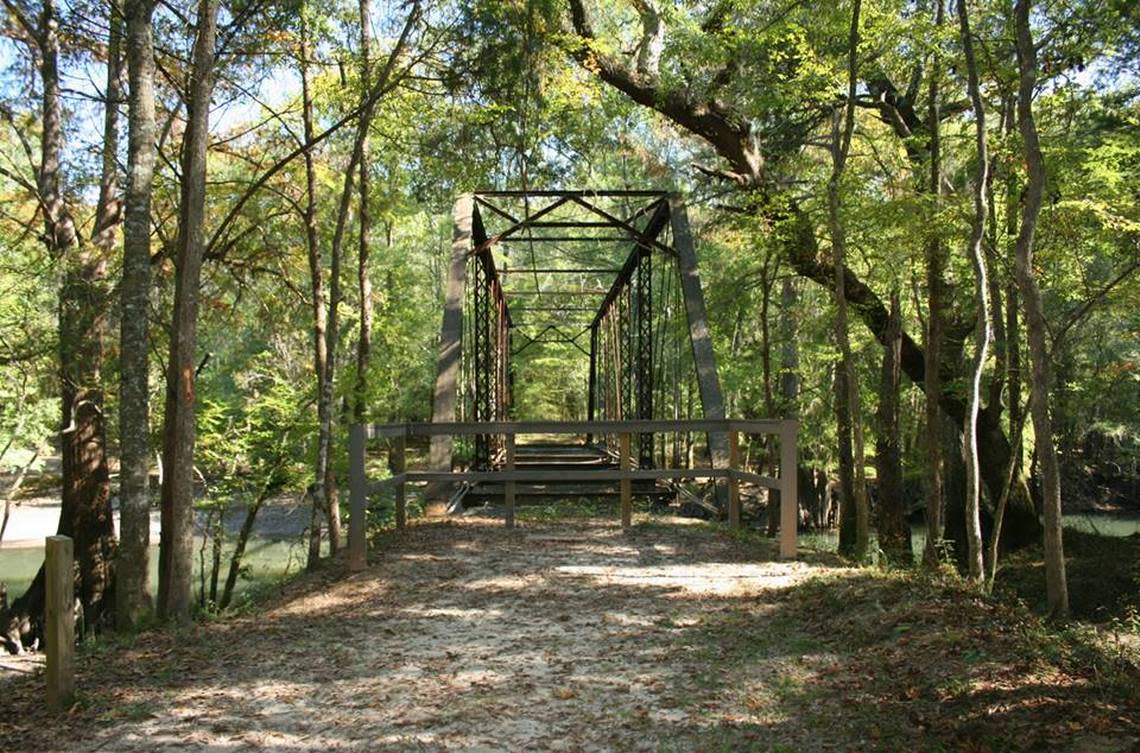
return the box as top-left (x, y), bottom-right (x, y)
top-left (1013, 0), bottom-right (1068, 617)
top-left (116, 0), bottom-right (159, 628)
top-left (158, 0), bottom-right (222, 624)
top-left (2, 0), bottom-right (117, 641)
top-left (829, 0), bottom-right (869, 560)
top-left (957, 0), bottom-right (993, 583)
top-left (922, 0), bottom-right (947, 568)
top-left (561, 0), bottom-right (1048, 559)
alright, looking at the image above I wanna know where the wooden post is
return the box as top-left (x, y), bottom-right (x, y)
top-left (348, 425), bottom-right (367, 571)
top-left (780, 420), bottom-right (799, 559)
top-left (728, 430), bottom-right (741, 528)
top-left (620, 432), bottom-right (632, 528)
top-left (504, 432), bottom-right (516, 529)
top-left (45, 535), bottom-right (74, 710)
top-left (393, 433), bottom-right (407, 529)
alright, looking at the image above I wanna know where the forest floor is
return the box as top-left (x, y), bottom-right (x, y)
top-left (1, 514), bottom-right (1138, 752)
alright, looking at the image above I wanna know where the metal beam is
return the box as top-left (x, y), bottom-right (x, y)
top-left (590, 200), bottom-right (671, 329)
top-left (498, 267), bottom-right (622, 274)
top-left (475, 189), bottom-right (668, 198)
top-left (670, 195), bottom-right (730, 474)
top-left (429, 194), bottom-right (475, 479)
top-left (496, 237), bottom-right (632, 244)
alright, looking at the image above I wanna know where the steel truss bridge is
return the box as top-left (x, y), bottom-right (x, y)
top-left (429, 190), bottom-right (733, 482)
top-left (343, 190), bottom-right (801, 563)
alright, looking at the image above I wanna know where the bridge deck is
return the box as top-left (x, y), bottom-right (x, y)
top-left (463, 441), bottom-right (673, 504)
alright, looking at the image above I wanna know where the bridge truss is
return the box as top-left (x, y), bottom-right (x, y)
top-left (430, 190), bottom-right (729, 477)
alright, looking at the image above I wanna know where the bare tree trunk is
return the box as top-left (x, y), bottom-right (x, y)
top-left (116, 0), bottom-right (156, 629)
top-left (922, 0), bottom-right (946, 569)
top-left (89, 0), bottom-right (126, 626)
top-left (299, 12), bottom-right (328, 570)
top-left (876, 289), bottom-right (911, 564)
top-left (158, 0), bottom-right (220, 624)
top-left (1013, 0), bottom-right (1068, 617)
top-left (957, 0), bottom-right (992, 584)
top-left (354, 0), bottom-right (375, 425)
top-left (830, 0), bottom-right (868, 560)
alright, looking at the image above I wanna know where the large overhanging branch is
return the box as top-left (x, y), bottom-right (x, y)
top-left (565, 0), bottom-right (763, 185)
top-left (561, 0), bottom-right (1003, 447)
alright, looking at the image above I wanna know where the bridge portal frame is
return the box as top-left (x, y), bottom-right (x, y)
top-left (429, 190), bottom-right (729, 478)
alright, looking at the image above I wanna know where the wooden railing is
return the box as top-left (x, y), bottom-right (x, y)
top-left (347, 419), bottom-right (798, 569)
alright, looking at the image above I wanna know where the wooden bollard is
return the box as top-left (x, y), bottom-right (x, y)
top-left (619, 433), bottom-right (632, 528)
top-left (504, 434), bottom-right (516, 529)
top-left (45, 535), bottom-right (74, 710)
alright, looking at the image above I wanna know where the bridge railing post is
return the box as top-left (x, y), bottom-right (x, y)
top-left (394, 431), bottom-right (407, 529)
top-left (780, 419), bottom-right (799, 559)
top-left (619, 432), bottom-right (632, 528)
top-left (504, 432), bottom-right (516, 529)
top-left (728, 429), bottom-right (740, 528)
top-left (349, 425), bottom-right (367, 571)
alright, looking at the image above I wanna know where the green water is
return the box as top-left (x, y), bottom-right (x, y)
top-left (0, 535), bottom-right (313, 606)
top-left (797, 513), bottom-right (1140, 554)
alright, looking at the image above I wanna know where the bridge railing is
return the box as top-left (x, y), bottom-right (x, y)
top-left (346, 419), bottom-right (798, 570)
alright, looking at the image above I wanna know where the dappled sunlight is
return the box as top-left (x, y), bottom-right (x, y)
top-left (3, 517), bottom-right (1135, 752)
top-left (397, 605), bottom-right (505, 621)
top-left (555, 561), bottom-right (816, 596)
top-left (267, 577), bottom-right (389, 618)
top-left (461, 572), bottom-right (546, 592)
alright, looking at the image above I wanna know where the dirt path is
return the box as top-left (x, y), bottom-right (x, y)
top-left (2, 516), bottom-right (1136, 752)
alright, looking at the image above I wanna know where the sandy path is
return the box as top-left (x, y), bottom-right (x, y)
top-left (3, 515), bottom-right (1138, 752)
top-left (8, 517), bottom-right (823, 752)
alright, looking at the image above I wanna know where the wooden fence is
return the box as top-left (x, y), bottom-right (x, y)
top-left (347, 419), bottom-right (798, 569)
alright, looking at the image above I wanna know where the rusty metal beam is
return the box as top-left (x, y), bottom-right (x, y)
top-left (590, 200), bottom-right (671, 329)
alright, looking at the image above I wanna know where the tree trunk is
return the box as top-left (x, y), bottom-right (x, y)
top-left (922, 0), bottom-right (946, 569)
top-left (116, 0), bottom-right (157, 629)
top-left (7, 0), bottom-right (117, 639)
top-left (354, 0), bottom-right (375, 425)
top-left (957, 0), bottom-right (993, 584)
top-left (1013, 0), bottom-right (1068, 617)
top-left (299, 12), bottom-right (328, 570)
top-left (830, 0), bottom-right (868, 560)
top-left (876, 290), bottom-right (911, 564)
top-left (158, 0), bottom-right (220, 624)
top-left (219, 491), bottom-right (265, 611)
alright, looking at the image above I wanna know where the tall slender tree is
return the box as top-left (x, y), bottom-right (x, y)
top-left (117, 0), bottom-right (158, 628)
top-left (922, 0), bottom-right (947, 568)
top-left (830, 0), bottom-right (869, 560)
top-left (957, 0), bottom-right (993, 583)
top-left (298, 10), bottom-right (330, 570)
top-left (158, 0), bottom-right (222, 624)
top-left (1013, 0), bottom-right (1068, 617)
top-left (354, 0), bottom-right (375, 425)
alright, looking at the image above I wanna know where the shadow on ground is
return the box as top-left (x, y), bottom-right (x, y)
top-left (0, 516), bottom-right (1136, 752)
